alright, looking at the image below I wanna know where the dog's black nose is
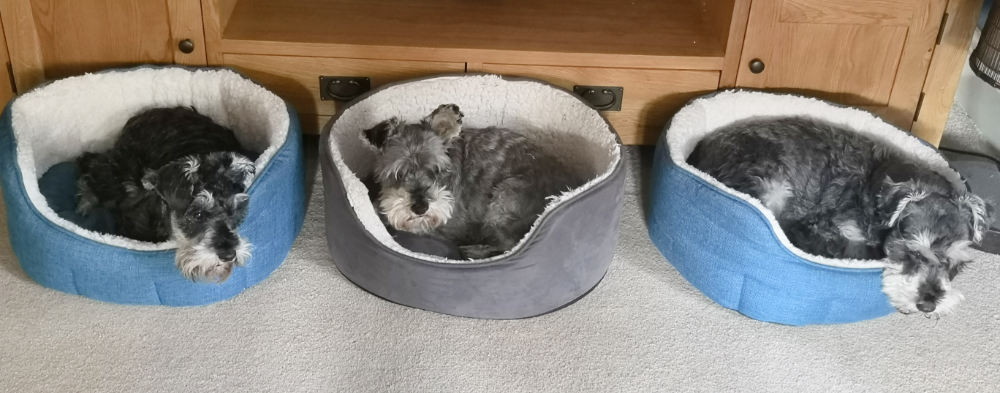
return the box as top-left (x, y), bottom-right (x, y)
top-left (916, 300), bottom-right (936, 313)
top-left (411, 200), bottom-right (429, 215)
top-left (218, 250), bottom-right (237, 262)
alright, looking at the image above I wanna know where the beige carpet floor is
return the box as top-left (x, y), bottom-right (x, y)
top-left (2, 111), bottom-right (999, 392)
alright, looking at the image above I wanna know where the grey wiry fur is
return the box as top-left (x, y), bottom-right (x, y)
top-left (76, 107), bottom-right (257, 283)
top-left (364, 104), bottom-right (586, 259)
top-left (688, 116), bottom-right (995, 318)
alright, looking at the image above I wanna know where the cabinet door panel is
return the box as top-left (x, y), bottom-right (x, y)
top-left (0, 0), bottom-right (206, 92)
top-left (780, 0), bottom-right (915, 25)
top-left (737, 0), bottom-right (947, 129)
top-left (766, 23), bottom-right (908, 106)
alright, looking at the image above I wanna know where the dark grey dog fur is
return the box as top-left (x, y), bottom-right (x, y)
top-left (76, 107), bottom-right (257, 283)
top-left (687, 116), bottom-right (994, 317)
top-left (364, 104), bottom-right (587, 259)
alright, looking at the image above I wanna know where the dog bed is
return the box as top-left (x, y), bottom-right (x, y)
top-left (0, 65), bottom-right (306, 306)
top-left (321, 74), bottom-right (625, 319)
top-left (648, 89), bottom-right (968, 326)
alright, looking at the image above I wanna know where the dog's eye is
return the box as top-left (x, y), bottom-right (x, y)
top-left (192, 212), bottom-right (205, 221)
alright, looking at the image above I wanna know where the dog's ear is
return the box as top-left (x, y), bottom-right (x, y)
top-left (363, 117), bottom-right (401, 150)
top-left (143, 162), bottom-right (195, 211)
top-left (957, 193), bottom-right (994, 243)
top-left (425, 104), bottom-right (463, 140)
top-left (141, 169), bottom-right (159, 193)
top-left (229, 193), bottom-right (250, 223)
top-left (878, 178), bottom-right (926, 228)
top-left (226, 153), bottom-right (256, 192)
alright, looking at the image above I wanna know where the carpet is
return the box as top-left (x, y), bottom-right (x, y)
top-left (1, 119), bottom-right (999, 392)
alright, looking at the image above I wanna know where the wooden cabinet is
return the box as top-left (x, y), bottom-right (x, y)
top-left (203, 0), bottom-right (743, 144)
top-left (224, 54), bottom-right (467, 133)
top-left (736, 0), bottom-right (949, 131)
top-left (0, 0), bottom-right (982, 145)
top-left (0, 0), bottom-right (207, 93)
top-left (199, 0), bottom-right (978, 145)
top-left (479, 64), bottom-right (720, 145)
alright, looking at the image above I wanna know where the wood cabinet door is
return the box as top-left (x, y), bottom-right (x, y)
top-left (0, 0), bottom-right (206, 93)
top-left (0, 14), bottom-right (15, 107)
top-left (736, 0), bottom-right (948, 129)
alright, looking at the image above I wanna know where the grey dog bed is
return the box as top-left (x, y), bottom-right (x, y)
top-left (320, 74), bottom-right (625, 319)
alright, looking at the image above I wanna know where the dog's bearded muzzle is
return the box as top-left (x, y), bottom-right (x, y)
top-left (173, 224), bottom-right (252, 283)
top-left (379, 186), bottom-right (454, 234)
top-left (881, 247), bottom-right (965, 318)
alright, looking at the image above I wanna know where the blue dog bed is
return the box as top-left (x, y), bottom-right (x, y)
top-left (0, 66), bottom-right (306, 306)
top-left (648, 90), bottom-right (968, 326)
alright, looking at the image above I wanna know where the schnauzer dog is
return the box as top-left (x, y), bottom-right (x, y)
top-left (687, 116), bottom-right (994, 318)
top-left (363, 104), bottom-right (585, 259)
top-left (76, 106), bottom-right (257, 283)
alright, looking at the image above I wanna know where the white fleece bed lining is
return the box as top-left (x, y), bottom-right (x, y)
top-left (668, 90), bottom-right (965, 270)
top-left (12, 68), bottom-right (290, 251)
top-left (327, 75), bottom-right (621, 264)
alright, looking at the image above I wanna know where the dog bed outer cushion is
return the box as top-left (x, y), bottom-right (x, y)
top-left (0, 66), bottom-right (306, 306)
top-left (647, 90), bottom-right (926, 326)
top-left (320, 74), bottom-right (625, 319)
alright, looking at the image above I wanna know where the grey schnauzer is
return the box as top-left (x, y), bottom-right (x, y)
top-left (687, 116), bottom-right (994, 317)
top-left (363, 104), bottom-right (586, 259)
top-left (76, 106), bottom-right (257, 283)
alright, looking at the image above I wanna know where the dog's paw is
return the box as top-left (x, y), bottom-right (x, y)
top-left (428, 104), bottom-right (463, 139)
top-left (74, 178), bottom-right (99, 215)
top-left (459, 244), bottom-right (503, 260)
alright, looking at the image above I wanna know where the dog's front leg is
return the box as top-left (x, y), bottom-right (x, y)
top-left (459, 244), bottom-right (502, 260)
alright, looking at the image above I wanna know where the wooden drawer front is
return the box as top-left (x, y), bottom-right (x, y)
top-left (223, 54), bottom-right (466, 133)
top-left (480, 64), bottom-right (719, 145)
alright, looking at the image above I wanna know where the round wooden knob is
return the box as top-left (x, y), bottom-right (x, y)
top-left (749, 59), bottom-right (765, 74)
top-left (178, 39), bottom-right (195, 54)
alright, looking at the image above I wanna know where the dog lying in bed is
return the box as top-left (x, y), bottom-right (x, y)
top-left (687, 116), bottom-right (994, 318)
top-left (363, 104), bottom-right (586, 260)
top-left (75, 107), bottom-right (258, 283)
